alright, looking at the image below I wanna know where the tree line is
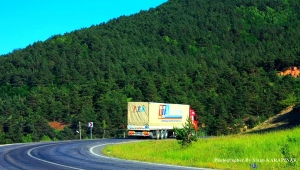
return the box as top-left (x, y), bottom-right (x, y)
top-left (0, 0), bottom-right (300, 143)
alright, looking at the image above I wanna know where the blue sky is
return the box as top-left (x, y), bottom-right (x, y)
top-left (0, 0), bottom-right (167, 55)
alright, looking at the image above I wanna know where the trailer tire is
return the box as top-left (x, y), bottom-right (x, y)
top-left (164, 130), bottom-right (168, 138)
top-left (160, 130), bottom-right (165, 139)
top-left (156, 130), bottom-right (160, 140)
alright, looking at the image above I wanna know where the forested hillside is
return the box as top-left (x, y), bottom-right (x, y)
top-left (1, 0), bottom-right (300, 143)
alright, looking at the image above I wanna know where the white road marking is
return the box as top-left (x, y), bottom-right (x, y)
top-left (27, 144), bottom-right (85, 170)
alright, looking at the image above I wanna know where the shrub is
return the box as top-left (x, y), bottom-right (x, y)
top-left (22, 134), bottom-right (33, 143)
top-left (174, 118), bottom-right (197, 147)
top-left (40, 135), bottom-right (52, 142)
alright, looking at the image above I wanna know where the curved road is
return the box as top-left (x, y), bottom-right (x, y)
top-left (0, 139), bottom-right (211, 170)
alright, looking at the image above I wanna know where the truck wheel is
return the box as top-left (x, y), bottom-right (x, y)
top-left (164, 130), bottom-right (168, 138)
top-left (149, 132), bottom-right (154, 139)
top-left (160, 130), bottom-right (165, 139)
top-left (156, 130), bottom-right (160, 140)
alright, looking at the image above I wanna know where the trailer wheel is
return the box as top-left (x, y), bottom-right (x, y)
top-left (156, 130), bottom-right (160, 140)
top-left (160, 130), bottom-right (165, 139)
top-left (164, 130), bottom-right (168, 138)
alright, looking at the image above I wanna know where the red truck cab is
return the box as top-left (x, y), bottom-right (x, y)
top-left (190, 108), bottom-right (199, 131)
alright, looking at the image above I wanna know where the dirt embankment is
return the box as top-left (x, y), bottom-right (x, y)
top-left (246, 105), bottom-right (300, 133)
top-left (277, 66), bottom-right (300, 78)
top-left (49, 121), bottom-right (68, 131)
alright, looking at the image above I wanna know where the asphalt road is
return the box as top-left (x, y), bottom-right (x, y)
top-left (0, 139), bottom-right (212, 170)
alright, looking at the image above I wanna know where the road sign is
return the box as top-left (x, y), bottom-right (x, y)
top-left (88, 122), bottom-right (93, 139)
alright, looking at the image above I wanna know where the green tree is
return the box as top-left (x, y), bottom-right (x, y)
top-left (174, 118), bottom-right (198, 147)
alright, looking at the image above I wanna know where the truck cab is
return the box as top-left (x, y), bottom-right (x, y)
top-left (189, 108), bottom-right (199, 131)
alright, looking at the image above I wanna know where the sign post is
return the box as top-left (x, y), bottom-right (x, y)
top-left (88, 122), bottom-right (93, 139)
top-left (79, 121), bottom-right (81, 140)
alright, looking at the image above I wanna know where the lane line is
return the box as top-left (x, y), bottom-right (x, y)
top-left (27, 144), bottom-right (85, 170)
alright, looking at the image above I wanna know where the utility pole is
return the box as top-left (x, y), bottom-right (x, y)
top-left (79, 121), bottom-right (81, 140)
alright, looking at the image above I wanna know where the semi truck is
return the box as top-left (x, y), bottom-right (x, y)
top-left (127, 102), bottom-right (198, 139)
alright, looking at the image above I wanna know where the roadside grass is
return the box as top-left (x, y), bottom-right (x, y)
top-left (103, 127), bottom-right (300, 170)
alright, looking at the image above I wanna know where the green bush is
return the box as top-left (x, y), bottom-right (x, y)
top-left (280, 136), bottom-right (299, 167)
top-left (40, 135), bottom-right (52, 142)
top-left (22, 134), bottom-right (33, 143)
top-left (174, 118), bottom-right (197, 147)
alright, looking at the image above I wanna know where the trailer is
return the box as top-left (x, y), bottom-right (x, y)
top-left (127, 102), bottom-right (198, 139)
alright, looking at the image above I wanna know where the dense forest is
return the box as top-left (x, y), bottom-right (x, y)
top-left (1, 0), bottom-right (300, 143)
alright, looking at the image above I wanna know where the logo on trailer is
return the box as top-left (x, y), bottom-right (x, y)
top-left (130, 105), bottom-right (146, 113)
top-left (158, 104), bottom-right (183, 119)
